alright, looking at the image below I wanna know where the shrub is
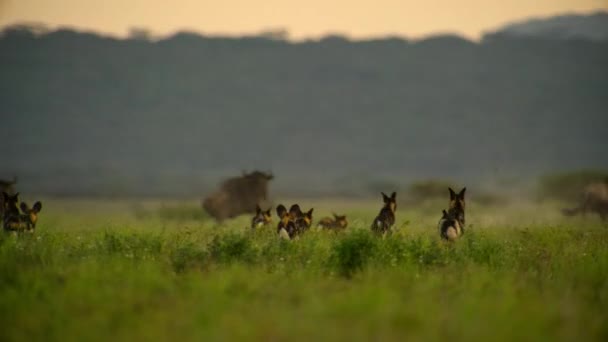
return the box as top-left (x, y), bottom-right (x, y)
top-left (209, 233), bottom-right (256, 264)
top-left (330, 230), bottom-right (377, 277)
top-left (408, 179), bottom-right (455, 201)
top-left (537, 170), bottom-right (608, 201)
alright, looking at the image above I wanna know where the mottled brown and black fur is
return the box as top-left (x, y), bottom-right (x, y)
top-left (294, 208), bottom-right (313, 234)
top-left (18, 201), bottom-right (42, 233)
top-left (318, 213), bottom-right (348, 230)
top-left (448, 187), bottom-right (466, 226)
top-left (438, 187), bottom-right (466, 241)
top-left (289, 204), bottom-right (303, 221)
top-left (251, 204), bottom-right (272, 229)
top-left (371, 192), bottom-right (396, 235)
top-left (276, 204), bottom-right (297, 239)
top-left (562, 181), bottom-right (608, 222)
top-left (438, 209), bottom-right (463, 241)
top-left (202, 170), bottom-right (273, 221)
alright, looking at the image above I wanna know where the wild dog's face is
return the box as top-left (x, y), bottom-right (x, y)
top-left (252, 204), bottom-right (272, 227)
top-left (382, 192), bottom-right (397, 213)
top-left (333, 213), bottom-right (348, 228)
top-left (3, 192), bottom-right (20, 213)
top-left (20, 201), bottom-right (42, 229)
top-left (301, 208), bottom-right (314, 227)
top-left (448, 187), bottom-right (466, 225)
top-left (289, 204), bottom-right (302, 220)
top-left (449, 187), bottom-right (466, 211)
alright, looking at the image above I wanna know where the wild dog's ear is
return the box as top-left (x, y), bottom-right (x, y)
top-left (332, 212), bottom-right (339, 219)
top-left (449, 188), bottom-right (456, 200)
top-left (442, 209), bottom-right (448, 218)
top-left (459, 187), bottom-right (466, 199)
top-left (390, 192), bottom-right (396, 200)
top-left (32, 201), bottom-right (42, 213)
top-left (306, 208), bottom-right (314, 217)
top-left (265, 208), bottom-right (272, 216)
top-left (255, 204), bottom-right (262, 214)
top-left (20, 202), bottom-right (29, 213)
top-left (12, 192), bottom-right (19, 200)
top-left (276, 204), bottom-right (286, 217)
top-left (381, 192), bottom-right (389, 202)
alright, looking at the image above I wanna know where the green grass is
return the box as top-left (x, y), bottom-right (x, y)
top-left (1, 198), bottom-right (607, 341)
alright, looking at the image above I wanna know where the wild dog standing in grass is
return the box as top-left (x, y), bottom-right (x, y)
top-left (318, 213), bottom-right (348, 230)
top-left (276, 204), bottom-right (297, 239)
top-left (448, 187), bottom-right (466, 226)
top-left (562, 181), bottom-right (608, 222)
top-left (371, 192), bottom-right (397, 235)
top-left (294, 208), bottom-right (313, 234)
top-left (251, 204), bottom-right (272, 229)
top-left (438, 187), bottom-right (466, 241)
top-left (19, 201), bottom-right (42, 233)
top-left (438, 209), bottom-right (463, 241)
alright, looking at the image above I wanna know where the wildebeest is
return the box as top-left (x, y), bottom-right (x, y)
top-left (562, 181), bottom-right (608, 222)
top-left (202, 171), bottom-right (274, 221)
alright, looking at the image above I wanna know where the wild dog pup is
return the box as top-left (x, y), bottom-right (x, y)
top-left (3, 192), bottom-right (23, 232)
top-left (318, 213), bottom-right (348, 230)
top-left (294, 208), bottom-right (314, 234)
top-left (251, 204), bottom-right (272, 229)
top-left (276, 204), bottom-right (297, 240)
top-left (371, 192), bottom-right (397, 235)
top-left (19, 201), bottom-right (42, 233)
top-left (438, 209), bottom-right (463, 241)
top-left (448, 187), bottom-right (466, 226)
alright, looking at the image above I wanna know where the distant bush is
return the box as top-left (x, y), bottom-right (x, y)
top-left (408, 179), bottom-right (455, 201)
top-left (209, 233), bottom-right (256, 264)
top-left (538, 170), bottom-right (608, 201)
top-left (330, 230), bottom-right (377, 277)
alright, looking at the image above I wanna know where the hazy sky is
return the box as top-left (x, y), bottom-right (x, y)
top-left (0, 0), bottom-right (606, 40)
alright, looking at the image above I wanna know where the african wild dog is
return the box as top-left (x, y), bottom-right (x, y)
top-left (19, 201), bottom-right (42, 233)
top-left (318, 213), bottom-right (348, 230)
top-left (448, 187), bottom-right (466, 226)
top-left (438, 209), bottom-right (463, 241)
top-left (251, 204), bottom-right (272, 229)
top-left (294, 208), bottom-right (313, 234)
top-left (371, 192), bottom-right (397, 235)
top-left (289, 204), bottom-right (303, 221)
top-left (562, 181), bottom-right (608, 222)
top-left (438, 187), bottom-right (466, 241)
top-left (276, 204), bottom-right (297, 240)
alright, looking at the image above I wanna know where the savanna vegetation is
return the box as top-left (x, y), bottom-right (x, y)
top-left (1, 198), bottom-right (606, 341)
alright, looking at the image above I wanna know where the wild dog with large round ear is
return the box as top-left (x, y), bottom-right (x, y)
top-left (19, 201), bottom-right (43, 232)
top-left (371, 192), bottom-right (397, 236)
top-left (251, 204), bottom-right (272, 229)
top-left (448, 187), bottom-right (466, 226)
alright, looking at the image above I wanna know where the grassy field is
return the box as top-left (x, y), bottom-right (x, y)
top-left (1, 198), bottom-right (607, 341)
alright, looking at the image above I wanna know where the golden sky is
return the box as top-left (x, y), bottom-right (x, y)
top-left (0, 0), bottom-right (606, 40)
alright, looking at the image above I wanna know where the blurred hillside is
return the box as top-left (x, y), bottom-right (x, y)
top-left (1, 14), bottom-right (607, 197)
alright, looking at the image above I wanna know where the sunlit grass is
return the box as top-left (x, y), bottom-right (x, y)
top-left (0, 198), bottom-right (606, 341)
